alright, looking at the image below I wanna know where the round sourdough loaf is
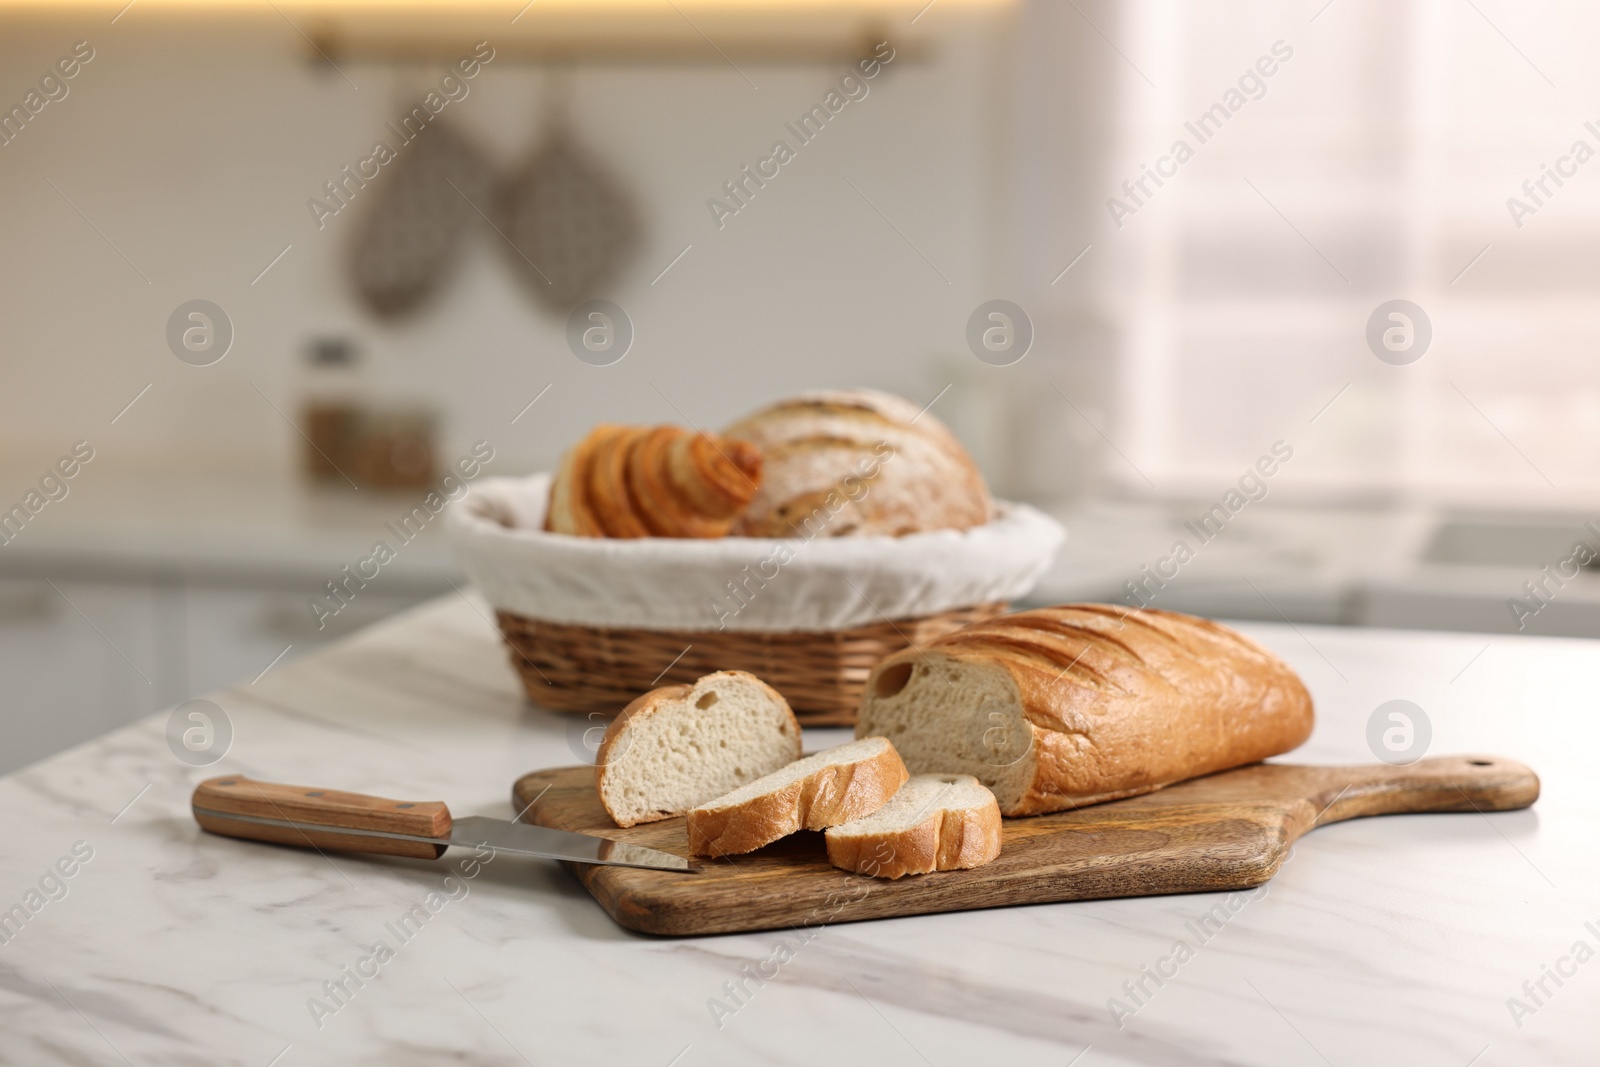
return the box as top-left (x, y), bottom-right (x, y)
top-left (722, 389), bottom-right (993, 537)
top-left (856, 605), bottom-right (1315, 817)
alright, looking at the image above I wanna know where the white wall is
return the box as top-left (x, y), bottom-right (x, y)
top-left (0, 4), bottom-right (1036, 490)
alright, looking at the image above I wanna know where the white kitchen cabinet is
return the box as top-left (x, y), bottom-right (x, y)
top-left (0, 578), bottom-right (172, 773)
top-left (179, 582), bottom-right (435, 698)
top-left (0, 575), bottom-right (439, 775)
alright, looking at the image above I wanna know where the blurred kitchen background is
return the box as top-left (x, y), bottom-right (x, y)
top-left (3, 0), bottom-right (1597, 771)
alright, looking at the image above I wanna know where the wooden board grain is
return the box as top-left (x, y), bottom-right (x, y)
top-left (513, 754), bottom-right (1538, 936)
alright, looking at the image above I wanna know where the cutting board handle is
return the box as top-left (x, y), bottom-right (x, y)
top-left (1302, 755), bottom-right (1539, 828)
top-left (191, 776), bottom-right (452, 859)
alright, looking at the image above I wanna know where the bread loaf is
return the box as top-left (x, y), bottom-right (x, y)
top-left (546, 424), bottom-right (762, 538)
top-left (596, 670), bottom-right (801, 828)
top-left (825, 773), bottom-right (1002, 878)
top-left (686, 736), bottom-right (909, 856)
top-left (722, 389), bottom-right (992, 537)
top-left (856, 605), bottom-right (1314, 816)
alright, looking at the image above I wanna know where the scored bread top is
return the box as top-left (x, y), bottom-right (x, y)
top-left (936, 604), bottom-right (1311, 738)
top-left (722, 388), bottom-right (992, 537)
top-left (858, 605), bottom-right (1315, 816)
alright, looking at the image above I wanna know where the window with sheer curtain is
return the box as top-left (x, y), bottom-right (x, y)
top-left (1093, 0), bottom-right (1600, 506)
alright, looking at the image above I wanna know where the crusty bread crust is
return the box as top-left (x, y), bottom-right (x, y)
top-left (857, 605), bottom-right (1315, 817)
top-left (588, 426), bottom-right (652, 538)
top-left (723, 388), bottom-right (992, 537)
top-left (686, 740), bottom-right (909, 857)
top-left (545, 425), bottom-right (616, 536)
top-left (546, 424), bottom-right (762, 539)
top-left (595, 671), bottom-right (801, 828)
top-left (825, 777), bottom-right (1002, 879)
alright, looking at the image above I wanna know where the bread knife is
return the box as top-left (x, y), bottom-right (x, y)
top-left (191, 775), bottom-right (693, 872)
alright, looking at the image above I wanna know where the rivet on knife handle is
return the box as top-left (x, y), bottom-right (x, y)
top-left (191, 776), bottom-right (452, 859)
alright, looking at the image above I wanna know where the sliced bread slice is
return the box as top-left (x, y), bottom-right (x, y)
top-left (825, 773), bottom-right (1002, 878)
top-left (595, 670), bottom-right (801, 828)
top-left (686, 736), bottom-right (909, 857)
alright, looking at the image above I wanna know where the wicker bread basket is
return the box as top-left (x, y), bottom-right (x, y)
top-left (448, 475), bottom-right (1064, 726)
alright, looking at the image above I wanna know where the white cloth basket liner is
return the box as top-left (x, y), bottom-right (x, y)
top-left (446, 474), bottom-right (1065, 633)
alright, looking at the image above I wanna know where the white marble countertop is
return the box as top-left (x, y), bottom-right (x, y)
top-left (0, 596), bottom-right (1592, 1066)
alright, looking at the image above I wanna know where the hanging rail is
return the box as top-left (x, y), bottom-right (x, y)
top-left (302, 23), bottom-right (929, 67)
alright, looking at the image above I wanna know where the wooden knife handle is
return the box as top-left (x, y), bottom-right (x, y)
top-left (192, 776), bottom-right (452, 859)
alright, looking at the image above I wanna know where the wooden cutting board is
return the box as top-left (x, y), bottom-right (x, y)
top-left (513, 755), bottom-right (1538, 936)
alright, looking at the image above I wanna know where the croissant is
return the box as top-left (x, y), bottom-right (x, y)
top-left (546, 424), bottom-right (763, 538)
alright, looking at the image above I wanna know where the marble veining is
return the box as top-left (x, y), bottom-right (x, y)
top-left (0, 596), bottom-right (1592, 1066)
